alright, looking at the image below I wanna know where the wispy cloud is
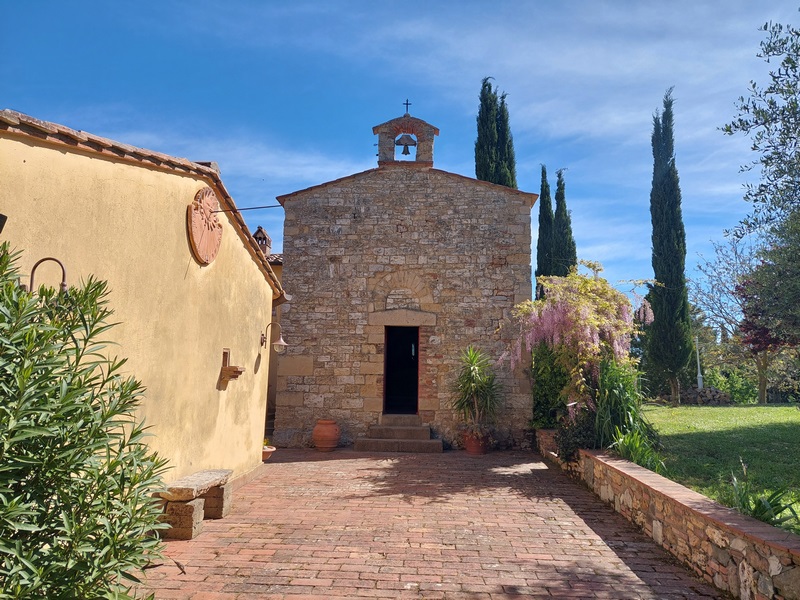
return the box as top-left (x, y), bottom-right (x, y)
top-left (9, 0), bottom-right (798, 277)
top-left (108, 128), bottom-right (372, 186)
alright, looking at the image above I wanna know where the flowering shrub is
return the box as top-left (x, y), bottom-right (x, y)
top-left (507, 262), bottom-right (663, 465)
top-left (508, 262), bottom-right (645, 400)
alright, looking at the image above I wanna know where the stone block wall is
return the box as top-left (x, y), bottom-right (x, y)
top-left (535, 430), bottom-right (800, 599)
top-left (275, 163), bottom-right (535, 448)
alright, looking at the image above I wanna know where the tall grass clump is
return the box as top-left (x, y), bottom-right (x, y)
top-left (611, 428), bottom-right (667, 475)
top-left (595, 358), bottom-right (665, 472)
top-left (721, 460), bottom-right (800, 534)
top-left (595, 359), bottom-right (651, 447)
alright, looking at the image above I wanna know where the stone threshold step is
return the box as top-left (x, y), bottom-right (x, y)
top-left (379, 414), bottom-right (422, 427)
top-left (366, 425), bottom-right (432, 440)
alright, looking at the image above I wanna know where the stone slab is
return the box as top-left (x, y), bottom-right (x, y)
top-left (159, 469), bottom-right (233, 501)
top-left (367, 424), bottom-right (432, 440)
top-left (161, 525), bottom-right (201, 541)
top-left (379, 414), bottom-right (422, 427)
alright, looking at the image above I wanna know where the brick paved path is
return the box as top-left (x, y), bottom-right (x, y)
top-left (140, 449), bottom-right (723, 599)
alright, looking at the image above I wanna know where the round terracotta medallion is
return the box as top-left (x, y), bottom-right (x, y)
top-left (187, 187), bottom-right (223, 264)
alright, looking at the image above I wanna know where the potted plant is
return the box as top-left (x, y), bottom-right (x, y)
top-left (451, 346), bottom-right (503, 455)
top-left (262, 438), bottom-right (276, 461)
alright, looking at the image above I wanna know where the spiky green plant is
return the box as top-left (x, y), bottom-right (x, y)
top-left (595, 359), bottom-right (658, 449)
top-left (611, 427), bottom-right (667, 475)
top-left (723, 460), bottom-right (799, 533)
top-left (451, 346), bottom-right (503, 435)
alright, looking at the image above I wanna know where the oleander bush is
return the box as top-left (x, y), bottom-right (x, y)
top-left (0, 243), bottom-right (168, 599)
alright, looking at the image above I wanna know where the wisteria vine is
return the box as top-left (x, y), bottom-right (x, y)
top-left (505, 262), bottom-right (651, 400)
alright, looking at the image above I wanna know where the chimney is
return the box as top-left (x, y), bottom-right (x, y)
top-left (253, 226), bottom-right (272, 256)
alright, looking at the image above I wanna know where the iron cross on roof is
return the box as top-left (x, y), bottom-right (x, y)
top-left (403, 99), bottom-right (412, 114)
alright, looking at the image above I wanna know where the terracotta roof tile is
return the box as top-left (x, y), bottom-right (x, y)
top-left (0, 110), bottom-right (218, 180)
top-left (0, 111), bottom-right (20, 126)
top-left (24, 115), bottom-right (59, 134)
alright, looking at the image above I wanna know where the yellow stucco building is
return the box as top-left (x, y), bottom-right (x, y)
top-left (0, 109), bottom-right (286, 483)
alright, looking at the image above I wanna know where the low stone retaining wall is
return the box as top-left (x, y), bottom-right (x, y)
top-left (536, 429), bottom-right (800, 600)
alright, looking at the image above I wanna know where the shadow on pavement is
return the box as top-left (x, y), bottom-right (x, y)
top-left (268, 448), bottom-right (721, 598)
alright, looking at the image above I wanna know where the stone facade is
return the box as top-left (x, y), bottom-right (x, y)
top-left (273, 113), bottom-right (537, 449)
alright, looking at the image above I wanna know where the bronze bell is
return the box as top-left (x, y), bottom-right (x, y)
top-left (395, 134), bottom-right (416, 156)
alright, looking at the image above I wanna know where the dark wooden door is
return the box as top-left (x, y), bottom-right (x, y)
top-left (384, 326), bottom-right (419, 414)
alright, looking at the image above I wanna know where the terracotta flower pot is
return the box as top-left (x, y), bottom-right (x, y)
top-left (312, 419), bottom-right (340, 452)
top-left (463, 432), bottom-right (490, 456)
top-left (262, 446), bottom-right (276, 461)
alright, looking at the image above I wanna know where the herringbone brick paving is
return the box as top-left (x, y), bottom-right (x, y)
top-left (139, 449), bottom-right (724, 599)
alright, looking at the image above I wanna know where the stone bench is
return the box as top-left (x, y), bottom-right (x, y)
top-left (157, 469), bottom-right (233, 540)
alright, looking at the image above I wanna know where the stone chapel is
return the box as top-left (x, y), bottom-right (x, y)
top-left (273, 111), bottom-right (537, 450)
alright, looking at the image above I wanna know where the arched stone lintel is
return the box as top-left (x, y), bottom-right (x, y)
top-left (368, 308), bottom-right (437, 327)
top-left (371, 270), bottom-right (433, 313)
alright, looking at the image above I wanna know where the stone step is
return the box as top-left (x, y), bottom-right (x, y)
top-left (353, 438), bottom-right (443, 453)
top-left (367, 425), bottom-right (432, 440)
top-left (379, 414), bottom-right (422, 427)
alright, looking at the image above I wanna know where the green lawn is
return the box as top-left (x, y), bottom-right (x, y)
top-left (643, 404), bottom-right (800, 506)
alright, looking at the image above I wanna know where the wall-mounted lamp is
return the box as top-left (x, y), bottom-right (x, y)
top-left (20, 257), bottom-right (68, 293)
top-left (0, 214), bottom-right (7, 234)
top-left (261, 322), bottom-right (288, 354)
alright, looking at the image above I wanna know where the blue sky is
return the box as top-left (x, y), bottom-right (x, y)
top-left (4, 2), bottom-right (798, 291)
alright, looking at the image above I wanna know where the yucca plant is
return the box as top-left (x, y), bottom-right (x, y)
top-left (451, 346), bottom-right (503, 436)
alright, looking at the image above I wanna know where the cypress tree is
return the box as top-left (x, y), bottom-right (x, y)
top-left (532, 165), bottom-right (568, 427)
top-left (647, 89), bottom-right (693, 404)
top-left (496, 93), bottom-right (517, 189)
top-left (475, 78), bottom-right (517, 188)
top-left (475, 77), bottom-right (498, 183)
top-left (535, 165), bottom-right (554, 280)
top-left (551, 169), bottom-right (577, 277)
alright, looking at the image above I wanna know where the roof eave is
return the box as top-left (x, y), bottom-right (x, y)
top-left (0, 109), bottom-right (286, 301)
